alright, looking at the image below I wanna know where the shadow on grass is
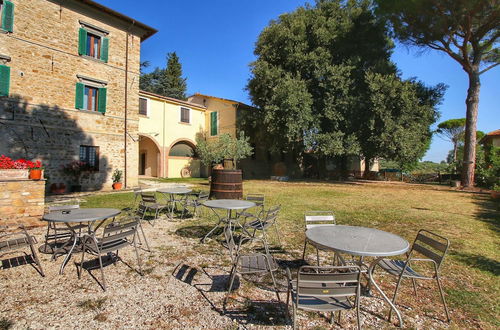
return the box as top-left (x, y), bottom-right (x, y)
top-left (450, 251), bottom-right (500, 276)
top-left (472, 195), bottom-right (499, 234)
top-left (175, 225), bottom-right (222, 239)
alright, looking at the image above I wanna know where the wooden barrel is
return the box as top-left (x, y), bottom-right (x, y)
top-left (210, 169), bottom-right (243, 199)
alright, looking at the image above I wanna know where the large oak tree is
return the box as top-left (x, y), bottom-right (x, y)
top-left (246, 0), bottom-right (444, 173)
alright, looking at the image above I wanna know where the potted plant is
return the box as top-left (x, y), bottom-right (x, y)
top-left (491, 184), bottom-right (500, 200)
top-left (112, 169), bottom-right (123, 190)
top-left (196, 132), bottom-right (253, 199)
top-left (28, 160), bottom-right (44, 180)
top-left (62, 161), bottom-right (88, 192)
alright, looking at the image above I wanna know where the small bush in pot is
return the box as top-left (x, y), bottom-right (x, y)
top-left (112, 169), bottom-right (123, 190)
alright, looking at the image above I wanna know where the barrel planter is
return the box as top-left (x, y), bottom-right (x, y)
top-left (210, 169), bottom-right (243, 199)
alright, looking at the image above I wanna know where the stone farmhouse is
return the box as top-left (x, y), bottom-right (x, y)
top-left (0, 0), bottom-right (156, 191)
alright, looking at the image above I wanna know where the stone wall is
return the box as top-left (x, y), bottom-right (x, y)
top-left (0, 179), bottom-right (46, 227)
top-left (0, 0), bottom-right (147, 191)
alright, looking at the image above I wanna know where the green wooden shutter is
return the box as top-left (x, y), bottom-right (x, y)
top-left (210, 111), bottom-right (218, 136)
top-left (75, 82), bottom-right (84, 109)
top-left (0, 65), bottom-right (11, 97)
top-left (78, 28), bottom-right (87, 55)
top-left (100, 37), bottom-right (109, 62)
top-left (1, 1), bottom-right (14, 32)
top-left (98, 87), bottom-right (107, 113)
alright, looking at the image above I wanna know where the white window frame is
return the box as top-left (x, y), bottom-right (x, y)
top-left (139, 97), bottom-right (149, 117)
top-left (179, 107), bottom-right (191, 124)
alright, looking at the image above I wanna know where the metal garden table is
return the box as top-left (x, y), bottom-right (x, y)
top-left (306, 225), bottom-right (410, 327)
top-left (201, 199), bottom-right (255, 242)
top-left (42, 208), bottom-right (121, 274)
top-left (157, 187), bottom-right (192, 219)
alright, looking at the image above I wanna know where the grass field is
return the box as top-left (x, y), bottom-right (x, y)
top-left (84, 179), bottom-right (499, 328)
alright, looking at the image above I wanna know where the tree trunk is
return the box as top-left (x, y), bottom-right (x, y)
top-left (461, 71), bottom-right (480, 187)
top-left (364, 158), bottom-right (371, 178)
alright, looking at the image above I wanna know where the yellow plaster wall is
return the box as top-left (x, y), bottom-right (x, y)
top-left (188, 95), bottom-right (237, 140)
top-left (168, 158), bottom-right (201, 178)
top-left (138, 94), bottom-right (205, 177)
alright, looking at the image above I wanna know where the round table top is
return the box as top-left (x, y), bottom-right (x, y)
top-left (306, 225), bottom-right (409, 257)
top-left (203, 199), bottom-right (256, 210)
top-left (157, 187), bottom-right (192, 194)
top-left (42, 208), bottom-right (121, 223)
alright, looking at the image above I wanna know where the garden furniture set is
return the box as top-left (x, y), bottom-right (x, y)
top-left (0, 187), bottom-right (451, 328)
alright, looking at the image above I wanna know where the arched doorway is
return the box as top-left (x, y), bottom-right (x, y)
top-left (167, 140), bottom-right (200, 178)
top-left (138, 135), bottom-right (161, 177)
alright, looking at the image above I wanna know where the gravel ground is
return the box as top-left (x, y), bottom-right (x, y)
top-left (1, 214), bottom-right (451, 329)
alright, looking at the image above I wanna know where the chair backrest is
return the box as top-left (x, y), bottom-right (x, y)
top-left (246, 194), bottom-right (265, 206)
top-left (197, 191), bottom-right (209, 202)
top-left (304, 211), bottom-right (335, 229)
top-left (410, 229), bottom-right (450, 270)
top-left (296, 265), bottom-right (361, 301)
top-left (100, 219), bottom-right (138, 249)
top-left (262, 205), bottom-right (281, 225)
top-left (48, 204), bottom-right (80, 212)
top-left (140, 192), bottom-right (157, 204)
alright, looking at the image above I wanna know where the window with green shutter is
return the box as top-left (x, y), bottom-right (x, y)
top-left (78, 25), bottom-right (109, 63)
top-left (210, 111), bottom-right (218, 136)
top-left (0, 64), bottom-right (11, 97)
top-left (75, 82), bottom-right (107, 114)
top-left (1, 1), bottom-right (14, 33)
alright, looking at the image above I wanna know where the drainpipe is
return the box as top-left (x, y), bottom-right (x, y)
top-left (124, 21), bottom-right (136, 188)
top-left (163, 101), bottom-right (166, 178)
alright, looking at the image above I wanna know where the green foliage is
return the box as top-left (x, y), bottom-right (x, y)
top-left (195, 132), bottom-right (253, 169)
top-left (436, 118), bottom-right (466, 165)
top-left (140, 52), bottom-right (187, 100)
top-left (247, 0), bottom-right (394, 154)
top-left (375, 0), bottom-right (500, 186)
top-left (112, 169), bottom-right (122, 183)
top-left (476, 145), bottom-right (500, 190)
top-left (360, 73), bottom-right (444, 168)
top-left (246, 0), bottom-right (443, 169)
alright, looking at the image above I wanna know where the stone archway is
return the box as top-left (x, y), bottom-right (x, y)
top-left (166, 139), bottom-right (200, 178)
top-left (138, 134), bottom-right (162, 177)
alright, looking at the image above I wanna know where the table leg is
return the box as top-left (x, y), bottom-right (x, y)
top-left (201, 207), bottom-right (224, 243)
top-left (59, 230), bottom-right (78, 275)
top-left (368, 257), bottom-right (404, 327)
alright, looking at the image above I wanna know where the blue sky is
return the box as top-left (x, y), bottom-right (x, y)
top-left (97, 0), bottom-right (499, 162)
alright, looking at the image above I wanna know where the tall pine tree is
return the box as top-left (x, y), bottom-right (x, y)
top-left (140, 52), bottom-right (187, 100)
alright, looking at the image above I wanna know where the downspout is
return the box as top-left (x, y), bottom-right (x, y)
top-left (163, 101), bottom-right (166, 177)
top-left (124, 21), bottom-right (135, 188)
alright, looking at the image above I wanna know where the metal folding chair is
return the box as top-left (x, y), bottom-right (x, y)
top-left (139, 192), bottom-right (168, 225)
top-left (237, 193), bottom-right (265, 219)
top-left (78, 218), bottom-right (142, 291)
top-left (0, 225), bottom-right (44, 276)
top-left (286, 265), bottom-right (362, 329)
top-left (224, 223), bottom-right (281, 307)
top-left (182, 191), bottom-right (209, 219)
top-left (242, 205), bottom-right (282, 247)
top-left (43, 203), bottom-right (87, 256)
top-left (377, 229), bottom-right (451, 322)
top-left (302, 211), bottom-right (342, 265)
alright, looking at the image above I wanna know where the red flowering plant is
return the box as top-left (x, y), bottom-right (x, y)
top-left (0, 155), bottom-right (42, 170)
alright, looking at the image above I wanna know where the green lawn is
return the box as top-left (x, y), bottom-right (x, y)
top-left (83, 179), bottom-right (499, 328)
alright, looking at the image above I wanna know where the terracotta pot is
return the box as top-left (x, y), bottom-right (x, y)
top-left (112, 182), bottom-right (122, 190)
top-left (29, 169), bottom-right (42, 180)
top-left (50, 183), bottom-right (66, 194)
